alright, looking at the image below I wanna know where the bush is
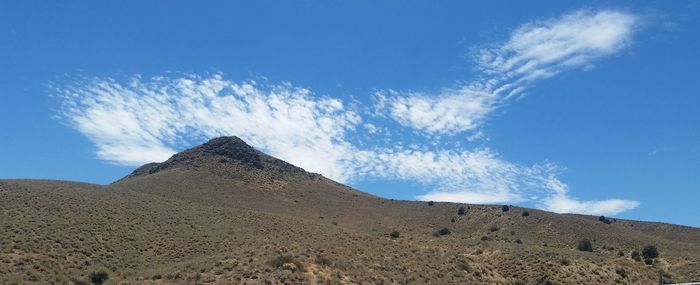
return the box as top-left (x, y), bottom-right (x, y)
top-left (315, 255), bottom-right (332, 267)
top-left (617, 250), bottom-right (625, 257)
top-left (577, 239), bottom-right (593, 252)
top-left (389, 231), bottom-right (400, 239)
top-left (502, 205), bottom-right (510, 212)
top-left (268, 255), bottom-right (305, 272)
top-left (489, 225), bottom-right (500, 232)
top-left (642, 245), bottom-right (659, 259)
top-left (598, 216), bottom-right (612, 224)
top-left (458, 206), bottom-right (466, 216)
top-left (88, 271), bottom-right (109, 285)
top-left (435, 228), bottom-right (451, 236)
top-left (644, 258), bottom-right (654, 265)
top-left (521, 210), bottom-right (529, 217)
top-left (631, 250), bottom-right (641, 261)
top-left (615, 268), bottom-right (627, 278)
top-left (428, 201), bottom-right (434, 206)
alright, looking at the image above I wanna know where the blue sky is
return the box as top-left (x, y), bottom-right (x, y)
top-left (1, 1), bottom-right (699, 227)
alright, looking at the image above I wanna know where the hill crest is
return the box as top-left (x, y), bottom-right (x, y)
top-left (125, 136), bottom-right (312, 179)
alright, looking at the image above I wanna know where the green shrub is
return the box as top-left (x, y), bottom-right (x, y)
top-left (642, 245), bottom-right (659, 259)
top-left (617, 250), bottom-right (625, 257)
top-left (598, 216), bottom-right (612, 224)
top-left (88, 271), bottom-right (109, 285)
top-left (389, 231), bottom-right (400, 239)
top-left (435, 228), bottom-right (450, 236)
top-left (502, 205), bottom-right (510, 212)
top-left (521, 210), bottom-right (529, 217)
top-left (577, 239), bottom-right (593, 252)
top-left (458, 206), bottom-right (466, 216)
top-left (644, 258), bottom-right (654, 265)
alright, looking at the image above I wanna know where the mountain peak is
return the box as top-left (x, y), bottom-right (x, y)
top-left (196, 136), bottom-right (263, 168)
top-left (123, 136), bottom-right (313, 180)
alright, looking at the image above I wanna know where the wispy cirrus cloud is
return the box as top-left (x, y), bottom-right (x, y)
top-left (379, 9), bottom-right (638, 135)
top-left (53, 9), bottom-right (642, 216)
top-left (55, 75), bottom-right (362, 182)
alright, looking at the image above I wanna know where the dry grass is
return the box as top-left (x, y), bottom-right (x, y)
top-left (1, 137), bottom-right (699, 284)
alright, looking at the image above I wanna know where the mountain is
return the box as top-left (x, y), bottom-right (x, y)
top-left (1, 136), bottom-right (698, 285)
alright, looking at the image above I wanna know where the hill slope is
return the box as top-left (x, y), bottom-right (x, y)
top-left (1, 137), bottom-right (698, 284)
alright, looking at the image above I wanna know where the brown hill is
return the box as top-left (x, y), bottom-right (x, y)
top-left (1, 136), bottom-right (698, 284)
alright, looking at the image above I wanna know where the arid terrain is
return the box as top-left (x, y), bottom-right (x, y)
top-left (1, 137), bottom-right (699, 284)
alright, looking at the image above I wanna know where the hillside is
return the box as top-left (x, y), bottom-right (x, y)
top-left (1, 136), bottom-right (699, 284)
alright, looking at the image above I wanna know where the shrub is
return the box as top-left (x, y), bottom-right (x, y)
top-left (598, 216), bottom-right (612, 224)
top-left (389, 231), bottom-right (400, 239)
top-left (315, 255), bottom-right (332, 267)
top-left (642, 245), bottom-right (659, 259)
top-left (560, 258), bottom-right (571, 266)
top-left (644, 258), bottom-right (654, 265)
top-left (435, 228), bottom-right (451, 236)
top-left (515, 239), bottom-right (522, 244)
top-left (521, 210), bottom-right (529, 217)
top-left (428, 201), bottom-right (434, 206)
top-left (615, 268), bottom-right (627, 278)
top-left (502, 205), bottom-right (510, 212)
top-left (489, 225), bottom-right (500, 232)
top-left (617, 250), bottom-right (625, 257)
top-left (89, 271), bottom-right (109, 285)
top-left (631, 250), bottom-right (641, 261)
top-left (458, 206), bottom-right (466, 216)
top-left (451, 218), bottom-right (455, 223)
top-left (577, 239), bottom-right (593, 252)
top-left (268, 255), bottom-right (304, 272)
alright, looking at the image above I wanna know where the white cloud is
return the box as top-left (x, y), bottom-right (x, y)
top-left (480, 9), bottom-right (637, 83)
top-left (376, 85), bottom-right (497, 134)
top-left (55, 75), bottom-right (362, 182)
top-left (541, 194), bottom-right (640, 216)
top-left (380, 9), bottom-right (638, 135)
top-left (53, 9), bottom-right (641, 217)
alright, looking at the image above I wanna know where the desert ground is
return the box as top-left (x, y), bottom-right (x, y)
top-left (1, 137), bottom-right (699, 284)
